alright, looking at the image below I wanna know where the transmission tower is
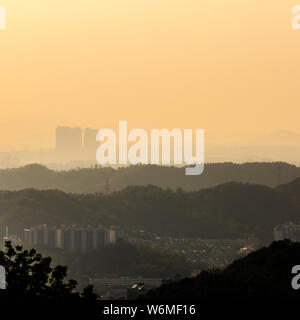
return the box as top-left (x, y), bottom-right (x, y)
top-left (105, 177), bottom-right (110, 193)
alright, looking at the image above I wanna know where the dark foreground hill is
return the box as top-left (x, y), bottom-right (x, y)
top-left (1, 180), bottom-right (300, 241)
top-left (0, 162), bottom-right (299, 193)
top-left (144, 240), bottom-right (300, 300)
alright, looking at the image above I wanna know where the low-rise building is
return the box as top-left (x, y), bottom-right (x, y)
top-left (90, 277), bottom-right (162, 299)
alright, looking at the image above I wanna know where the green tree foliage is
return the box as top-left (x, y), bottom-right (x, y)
top-left (0, 241), bottom-right (97, 303)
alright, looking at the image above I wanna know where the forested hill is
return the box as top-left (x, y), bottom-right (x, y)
top-left (1, 180), bottom-right (300, 241)
top-left (0, 162), bottom-right (299, 193)
top-left (276, 177), bottom-right (300, 207)
top-left (144, 240), bottom-right (300, 301)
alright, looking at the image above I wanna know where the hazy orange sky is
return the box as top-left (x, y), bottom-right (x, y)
top-left (0, 0), bottom-right (299, 150)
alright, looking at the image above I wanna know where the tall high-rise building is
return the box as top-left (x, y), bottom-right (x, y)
top-left (24, 225), bottom-right (122, 253)
top-left (274, 222), bottom-right (300, 242)
top-left (56, 126), bottom-right (83, 161)
top-left (24, 225), bottom-right (57, 248)
top-left (83, 128), bottom-right (99, 160)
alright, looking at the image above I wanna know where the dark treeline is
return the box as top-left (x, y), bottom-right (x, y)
top-left (1, 179), bottom-right (300, 241)
top-left (0, 241), bottom-right (98, 317)
top-left (0, 162), bottom-right (299, 193)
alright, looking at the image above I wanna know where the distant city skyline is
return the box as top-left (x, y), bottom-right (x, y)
top-left (0, 126), bottom-right (300, 167)
top-left (2, 126), bottom-right (300, 151)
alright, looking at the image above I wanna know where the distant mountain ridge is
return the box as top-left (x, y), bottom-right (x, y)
top-left (249, 130), bottom-right (300, 146)
top-left (0, 162), bottom-right (299, 193)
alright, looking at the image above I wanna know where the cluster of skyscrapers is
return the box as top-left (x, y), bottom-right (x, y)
top-left (274, 222), bottom-right (300, 242)
top-left (56, 126), bottom-right (99, 161)
top-left (24, 225), bottom-right (123, 253)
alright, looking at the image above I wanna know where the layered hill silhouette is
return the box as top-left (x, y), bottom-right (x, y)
top-left (0, 162), bottom-right (299, 193)
top-left (276, 177), bottom-right (300, 208)
top-left (1, 179), bottom-right (300, 241)
top-left (144, 240), bottom-right (300, 300)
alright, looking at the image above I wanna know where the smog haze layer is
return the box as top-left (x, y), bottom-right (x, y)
top-left (0, 0), bottom-right (299, 160)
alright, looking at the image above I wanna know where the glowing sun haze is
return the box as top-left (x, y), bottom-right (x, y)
top-left (0, 0), bottom-right (299, 150)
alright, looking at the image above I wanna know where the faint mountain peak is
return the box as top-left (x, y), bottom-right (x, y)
top-left (250, 130), bottom-right (300, 146)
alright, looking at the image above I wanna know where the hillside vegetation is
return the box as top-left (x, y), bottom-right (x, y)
top-left (1, 179), bottom-right (300, 241)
